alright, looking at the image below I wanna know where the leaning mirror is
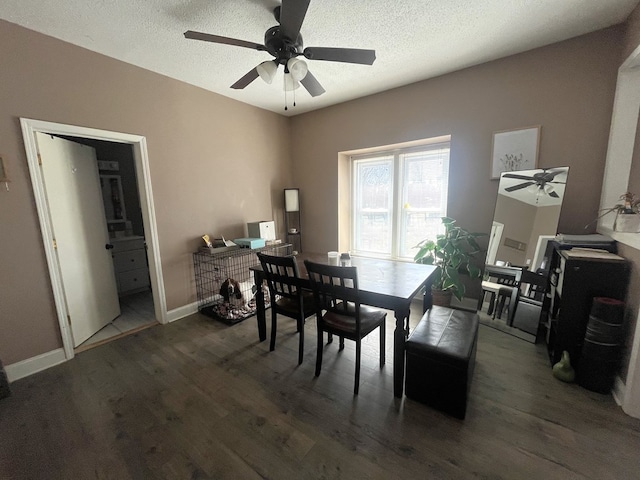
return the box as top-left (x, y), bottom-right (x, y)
top-left (479, 167), bottom-right (569, 341)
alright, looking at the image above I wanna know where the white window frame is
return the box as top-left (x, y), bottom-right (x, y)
top-left (351, 142), bottom-right (450, 261)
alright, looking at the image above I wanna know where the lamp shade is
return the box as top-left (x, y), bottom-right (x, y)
top-left (284, 188), bottom-right (299, 212)
top-left (287, 58), bottom-right (308, 81)
top-left (283, 72), bottom-right (301, 91)
top-left (257, 61), bottom-right (277, 84)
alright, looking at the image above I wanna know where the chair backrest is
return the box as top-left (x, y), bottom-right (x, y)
top-left (257, 252), bottom-right (302, 302)
top-left (520, 269), bottom-right (548, 301)
top-left (304, 260), bottom-right (362, 328)
top-left (484, 265), bottom-right (522, 287)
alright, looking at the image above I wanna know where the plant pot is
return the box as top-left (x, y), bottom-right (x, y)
top-left (431, 288), bottom-right (453, 307)
top-left (614, 213), bottom-right (640, 233)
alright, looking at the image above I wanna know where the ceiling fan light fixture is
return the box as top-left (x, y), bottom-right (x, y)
top-left (257, 60), bottom-right (277, 84)
top-left (184, 1), bottom-right (375, 98)
top-left (526, 184), bottom-right (540, 194)
top-left (283, 72), bottom-right (301, 91)
top-left (287, 57), bottom-right (308, 81)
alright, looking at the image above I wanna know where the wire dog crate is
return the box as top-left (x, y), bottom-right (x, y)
top-left (193, 243), bottom-right (292, 324)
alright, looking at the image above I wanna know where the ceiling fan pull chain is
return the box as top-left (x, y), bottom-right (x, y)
top-left (284, 87), bottom-right (288, 111)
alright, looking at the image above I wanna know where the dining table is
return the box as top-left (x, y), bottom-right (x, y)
top-left (250, 252), bottom-right (438, 398)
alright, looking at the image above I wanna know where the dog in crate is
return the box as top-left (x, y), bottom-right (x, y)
top-left (219, 278), bottom-right (255, 308)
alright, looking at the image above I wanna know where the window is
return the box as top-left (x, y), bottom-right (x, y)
top-left (351, 143), bottom-right (450, 260)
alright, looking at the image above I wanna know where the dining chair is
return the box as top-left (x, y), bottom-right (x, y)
top-left (304, 260), bottom-right (387, 395)
top-left (257, 252), bottom-right (316, 365)
top-left (477, 265), bottom-right (522, 325)
top-left (511, 269), bottom-right (549, 336)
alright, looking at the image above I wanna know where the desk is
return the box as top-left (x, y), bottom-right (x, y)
top-left (250, 252), bottom-right (437, 398)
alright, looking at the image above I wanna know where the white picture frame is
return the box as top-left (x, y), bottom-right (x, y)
top-left (490, 126), bottom-right (540, 180)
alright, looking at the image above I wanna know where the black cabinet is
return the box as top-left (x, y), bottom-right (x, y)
top-left (545, 247), bottom-right (630, 369)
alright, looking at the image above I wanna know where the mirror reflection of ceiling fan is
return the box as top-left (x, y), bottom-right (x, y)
top-left (502, 168), bottom-right (567, 198)
top-left (183, 0), bottom-right (376, 99)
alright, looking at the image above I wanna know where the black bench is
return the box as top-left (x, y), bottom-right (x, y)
top-left (405, 306), bottom-right (479, 419)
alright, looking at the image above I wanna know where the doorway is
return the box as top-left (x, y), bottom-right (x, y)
top-left (485, 221), bottom-right (504, 265)
top-left (21, 118), bottom-right (167, 361)
top-left (63, 136), bottom-right (157, 350)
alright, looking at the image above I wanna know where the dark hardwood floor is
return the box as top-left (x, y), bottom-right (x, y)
top-left (2, 303), bottom-right (640, 479)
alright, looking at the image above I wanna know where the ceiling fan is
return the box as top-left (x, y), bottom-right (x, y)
top-left (502, 168), bottom-right (567, 198)
top-left (183, 0), bottom-right (376, 98)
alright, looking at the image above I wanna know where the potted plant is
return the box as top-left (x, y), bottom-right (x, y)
top-left (593, 192), bottom-right (640, 233)
top-left (413, 217), bottom-right (486, 307)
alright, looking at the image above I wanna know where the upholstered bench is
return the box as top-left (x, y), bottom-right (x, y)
top-left (405, 306), bottom-right (479, 419)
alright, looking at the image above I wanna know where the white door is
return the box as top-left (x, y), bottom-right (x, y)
top-left (486, 221), bottom-right (504, 265)
top-left (36, 133), bottom-right (120, 346)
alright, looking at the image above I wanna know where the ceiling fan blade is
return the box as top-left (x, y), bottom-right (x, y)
top-left (505, 182), bottom-right (535, 192)
top-left (184, 31), bottom-right (266, 51)
top-left (502, 173), bottom-right (535, 181)
top-left (303, 47), bottom-right (376, 65)
top-left (230, 67), bottom-right (260, 89)
top-left (548, 190), bottom-right (560, 198)
top-left (279, 0), bottom-right (310, 41)
top-left (300, 70), bottom-right (326, 97)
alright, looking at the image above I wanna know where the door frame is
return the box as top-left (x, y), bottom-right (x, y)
top-left (485, 221), bottom-right (504, 265)
top-left (598, 43), bottom-right (640, 418)
top-left (20, 118), bottom-right (167, 360)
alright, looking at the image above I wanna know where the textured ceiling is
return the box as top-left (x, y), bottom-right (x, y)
top-left (1, 0), bottom-right (638, 116)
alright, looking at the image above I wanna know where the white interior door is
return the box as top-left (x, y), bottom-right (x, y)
top-left (36, 133), bottom-right (120, 346)
top-left (486, 221), bottom-right (504, 265)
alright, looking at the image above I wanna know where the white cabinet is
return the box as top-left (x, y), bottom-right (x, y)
top-left (111, 236), bottom-right (149, 295)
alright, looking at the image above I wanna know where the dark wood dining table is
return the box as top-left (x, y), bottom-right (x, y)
top-left (250, 252), bottom-right (438, 398)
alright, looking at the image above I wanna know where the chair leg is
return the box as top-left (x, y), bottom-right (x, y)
top-left (496, 296), bottom-right (507, 319)
top-left (339, 336), bottom-right (345, 351)
top-left (487, 292), bottom-right (496, 315)
top-left (315, 325), bottom-right (323, 377)
top-left (380, 320), bottom-right (386, 368)
top-left (354, 339), bottom-right (361, 395)
top-left (269, 309), bottom-right (277, 352)
top-left (297, 316), bottom-right (304, 365)
top-left (327, 332), bottom-right (333, 344)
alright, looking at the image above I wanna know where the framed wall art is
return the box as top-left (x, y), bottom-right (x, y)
top-left (490, 126), bottom-right (540, 179)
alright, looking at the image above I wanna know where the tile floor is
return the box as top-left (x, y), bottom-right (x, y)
top-left (77, 290), bottom-right (157, 349)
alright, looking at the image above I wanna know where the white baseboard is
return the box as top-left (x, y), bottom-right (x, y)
top-left (3, 303), bottom-right (198, 383)
top-left (613, 375), bottom-right (626, 406)
top-left (5, 348), bottom-right (67, 383)
top-left (166, 301), bottom-right (198, 323)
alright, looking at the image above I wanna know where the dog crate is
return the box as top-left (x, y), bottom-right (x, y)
top-left (193, 243), bottom-right (292, 324)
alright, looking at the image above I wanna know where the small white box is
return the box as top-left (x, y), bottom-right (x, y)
top-left (247, 221), bottom-right (275, 241)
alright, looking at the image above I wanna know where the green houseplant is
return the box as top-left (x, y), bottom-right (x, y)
top-left (413, 217), bottom-right (485, 306)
